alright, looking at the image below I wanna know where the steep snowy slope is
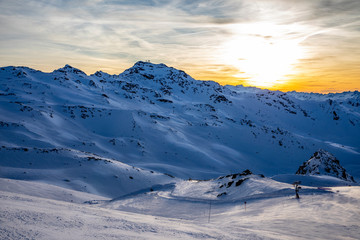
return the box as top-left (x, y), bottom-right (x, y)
top-left (1, 62), bottom-right (359, 182)
top-left (0, 146), bottom-right (176, 198)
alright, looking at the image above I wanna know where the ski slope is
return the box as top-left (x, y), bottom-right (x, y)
top-left (1, 177), bottom-right (359, 240)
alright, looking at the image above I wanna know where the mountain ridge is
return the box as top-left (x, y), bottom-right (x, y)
top-left (1, 62), bottom-right (359, 181)
top-left (5, 61), bottom-right (360, 95)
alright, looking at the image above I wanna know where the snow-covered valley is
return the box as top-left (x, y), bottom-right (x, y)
top-left (1, 61), bottom-right (360, 239)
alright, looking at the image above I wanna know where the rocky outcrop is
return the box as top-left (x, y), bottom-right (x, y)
top-left (296, 149), bottom-right (356, 182)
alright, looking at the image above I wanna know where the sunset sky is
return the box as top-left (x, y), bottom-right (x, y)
top-left (1, 0), bottom-right (359, 93)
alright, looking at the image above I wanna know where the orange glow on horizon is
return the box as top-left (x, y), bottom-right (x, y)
top-left (189, 66), bottom-right (360, 94)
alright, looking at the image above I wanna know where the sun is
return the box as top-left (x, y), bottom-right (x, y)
top-left (221, 23), bottom-right (304, 88)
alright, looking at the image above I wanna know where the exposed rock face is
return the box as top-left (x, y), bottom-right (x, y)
top-left (296, 149), bottom-right (356, 182)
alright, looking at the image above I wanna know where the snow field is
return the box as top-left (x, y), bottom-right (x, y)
top-left (1, 178), bottom-right (359, 240)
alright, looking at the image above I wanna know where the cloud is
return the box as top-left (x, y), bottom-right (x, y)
top-left (0, 0), bottom-right (359, 92)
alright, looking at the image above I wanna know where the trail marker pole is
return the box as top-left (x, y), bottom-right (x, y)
top-left (208, 200), bottom-right (212, 223)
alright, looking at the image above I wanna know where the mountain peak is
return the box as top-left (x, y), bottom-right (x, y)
top-left (64, 64), bottom-right (73, 68)
top-left (125, 61), bottom-right (170, 74)
top-left (121, 61), bottom-right (194, 84)
top-left (54, 64), bottom-right (86, 75)
top-left (133, 61), bottom-right (168, 68)
top-left (296, 149), bottom-right (356, 182)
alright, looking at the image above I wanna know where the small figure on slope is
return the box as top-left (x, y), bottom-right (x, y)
top-left (293, 181), bottom-right (301, 199)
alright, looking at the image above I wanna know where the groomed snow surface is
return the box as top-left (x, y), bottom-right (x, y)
top-left (1, 176), bottom-right (360, 240)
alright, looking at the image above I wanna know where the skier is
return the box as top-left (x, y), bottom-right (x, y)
top-left (293, 181), bottom-right (301, 199)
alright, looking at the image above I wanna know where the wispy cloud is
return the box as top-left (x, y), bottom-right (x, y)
top-left (0, 0), bottom-right (359, 92)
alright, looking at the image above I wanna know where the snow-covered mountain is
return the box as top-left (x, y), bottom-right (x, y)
top-left (1, 62), bottom-right (360, 239)
top-left (296, 149), bottom-right (356, 182)
top-left (1, 61), bottom-right (359, 185)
